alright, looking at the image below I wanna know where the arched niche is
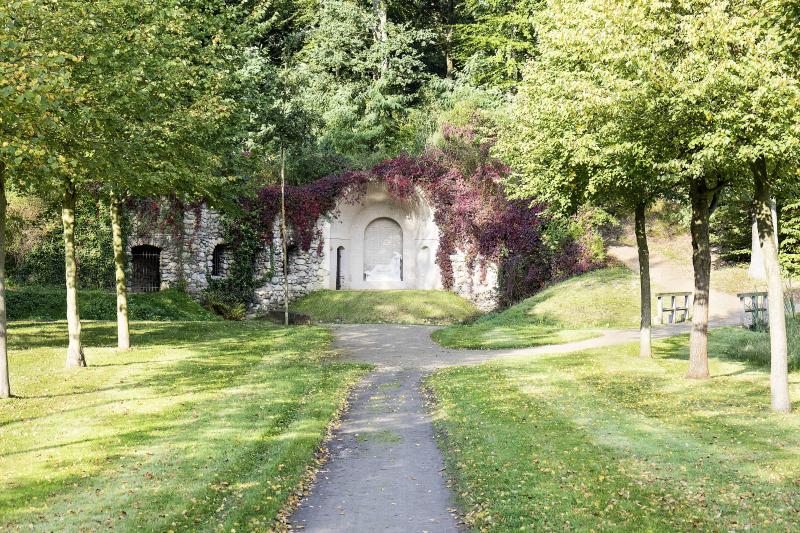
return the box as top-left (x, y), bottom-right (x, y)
top-left (363, 217), bottom-right (403, 282)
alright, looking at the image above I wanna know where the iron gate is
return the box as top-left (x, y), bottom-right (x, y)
top-left (131, 245), bottom-right (161, 292)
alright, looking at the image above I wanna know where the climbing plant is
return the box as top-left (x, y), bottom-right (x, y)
top-left (254, 124), bottom-right (603, 305)
top-left (205, 195), bottom-right (272, 315)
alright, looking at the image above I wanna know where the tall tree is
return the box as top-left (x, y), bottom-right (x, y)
top-left (498, 0), bottom-right (678, 359)
top-left (95, 0), bottom-right (236, 350)
top-left (296, 0), bottom-right (429, 164)
top-left (1, 0), bottom-right (74, 386)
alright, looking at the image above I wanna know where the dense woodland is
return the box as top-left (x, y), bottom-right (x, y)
top-left (3, 0), bottom-right (800, 411)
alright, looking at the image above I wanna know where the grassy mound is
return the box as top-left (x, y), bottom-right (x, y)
top-left (289, 289), bottom-right (480, 325)
top-left (427, 331), bottom-right (800, 531)
top-left (433, 267), bottom-right (639, 349)
top-left (7, 287), bottom-right (220, 321)
top-left (1, 320), bottom-right (368, 530)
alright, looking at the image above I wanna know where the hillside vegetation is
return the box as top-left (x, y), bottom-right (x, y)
top-left (433, 267), bottom-right (640, 349)
top-left (290, 290), bottom-right (480, 325)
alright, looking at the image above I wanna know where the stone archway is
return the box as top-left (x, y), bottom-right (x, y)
top-left (363, 218), bottom-right (403, 282)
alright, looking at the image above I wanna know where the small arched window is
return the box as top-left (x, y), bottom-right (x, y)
top-left (212, 244), bottom-right (227, 277)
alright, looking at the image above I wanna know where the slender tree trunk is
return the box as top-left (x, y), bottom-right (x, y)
top-left (110, 195), bottom-right (130, 350)
top-left (753, 158), bottom-right (790, 413)
top-left (749, 199), bottom-right (778, 280)
top-left (634, 202), bottom-right (652, 358)
top-left (280, 145), bottom-right (289, 327)
top-left (444, 0), bottom-right (455, 79)
top-left (63, 180), bottom-right (86, 368)
top-left (687, 179), bottom-right (714, 379)
top-left (372, 0), bottom-right (389, 74)
top-left (445, 28), bottom-right (455, 80)
top-left (0, 167), bottom-right (10, 398)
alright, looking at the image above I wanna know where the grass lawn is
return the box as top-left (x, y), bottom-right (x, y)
top-left (432, 267), bottom-right (640, 349)
top-left (0, 320), bottom-right (368, 531)
top-left (427, 329), bottom-right (800, 531)
top-left (705, 319), bottom-right (800, 369)
top-left (289, 289), bottom-right (480, 325)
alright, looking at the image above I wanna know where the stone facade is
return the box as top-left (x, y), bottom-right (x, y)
top-left (250, 221), bottom-right (328, 314)
top-left (128, 188), bottom-right (501, 312)
top-left (449, 251), bottom-right (500, 312)
top-left (127, 205), bottom-right (228, 293)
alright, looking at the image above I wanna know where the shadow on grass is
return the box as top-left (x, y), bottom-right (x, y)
top-left (655, 329), bottom-right (773, 376)
top-left (1, 321), bottom-right (366, 531)
top-left (7, 320), bottom-right (298, 351)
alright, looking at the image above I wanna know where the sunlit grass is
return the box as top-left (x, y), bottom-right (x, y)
top-left (427, 330), bottom-right (800, 531)
top-left (290, 289), bottom-right (480, 325)
top-left (433, 268), bottom-right (639, 349)
top-left (0, 320), bottom-right (368, 531)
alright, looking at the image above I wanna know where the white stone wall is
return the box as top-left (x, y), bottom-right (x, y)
top-left (326, 182), bottom-right (442, 291)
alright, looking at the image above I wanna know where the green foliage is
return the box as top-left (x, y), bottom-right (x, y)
top-left (452, 0), bottom-right (542, 87)
top-left (432, 267), bottom-right (638, 349)
top-left (542, 206), bottom-right (615, 271)
top-left (711, 188), bottom-right (754, 264)
top-left (295, 0), bottom-right (432, 164)
top-left (289, 290), bottom-right (480, 325)
top-left (1, 0), bottom-right (74, 186)
top-left (6, 287), bottom-right (219, 321)
top-left (782, 199), bottom-right (800, 275)
top-left (0, 320), bottom-right (368, 530)
top-left (201, 292), bottom-right (247, 321)
top-left (7, 196), bottom-right (118, 288)
top-left (204, 198), bottom-right (270, 311)
top-left (427, 333), bottom-right (800, 530)
top-left (711, 320), bottom-right (800, 369)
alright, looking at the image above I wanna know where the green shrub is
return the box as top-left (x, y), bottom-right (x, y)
top-left (201, 292), bottom-right (247, 321)
top-left (7, 287), bottom-right (220, 322)
top-left (7, 195), bottom-right (121, 288)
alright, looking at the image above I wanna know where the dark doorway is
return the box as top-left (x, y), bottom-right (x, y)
top-left (212, 244), bottom-right (226, 277)
top-left (336, 246), bottom-right (345, 290)
top-left (131, 245), bottom-right (161, 292)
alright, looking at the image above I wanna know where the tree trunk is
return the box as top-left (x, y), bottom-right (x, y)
top-left (372, 0), bottom-right (389, 73)
top-left (753, 157), bottom-right (791, 413)
top-left (444, 0), bottom-right (455, 79)
top-left (687, 179), bottom-right (714, 379)
top-left (749, 199), bottom-right (778, 280)
top-left (0, 167), bottom-right (10, 398)
top-left (280, 145), bottom-right (289, 327)
top-left (634, 202), bottom-right (652, 358)
top-left (445, 28), bottom-right (455, 79)
top-left (110, 195), bottom-right (130, 350)
top-left (63, 180), bottom-right (86, 368)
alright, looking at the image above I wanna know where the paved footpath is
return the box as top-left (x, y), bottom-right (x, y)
top-left (289, 323), bottom-right (717, 532)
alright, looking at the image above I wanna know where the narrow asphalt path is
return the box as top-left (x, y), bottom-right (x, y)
top-left (289, 323), bottom-right (711, 532)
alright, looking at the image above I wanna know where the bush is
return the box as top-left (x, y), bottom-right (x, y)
top-left (6, 287), bottom-right (220, 322)
top-left (7, 194), bottom-right (120, 288)
top-left (201, 292), bottom-right (246, 321)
